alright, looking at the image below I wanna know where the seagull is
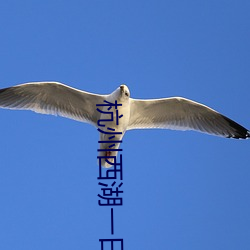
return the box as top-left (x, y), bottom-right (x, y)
top-left (0, 82), bottom-right (249, 167)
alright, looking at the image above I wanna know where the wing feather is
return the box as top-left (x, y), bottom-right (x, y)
top-left (128, 97), bottom-right (249, 139)
top-left (0, 82), bottom-right (106, 126)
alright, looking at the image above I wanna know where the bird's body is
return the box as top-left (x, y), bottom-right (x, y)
top-left (97, 86), bottom-right (130, 167)
top-left (0, 82), bottom-right (249, 167)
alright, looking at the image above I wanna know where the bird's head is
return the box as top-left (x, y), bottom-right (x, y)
top-left (119, 84), bottom-right (130, 99)
top-left (110, 84), bottom-right (130, 103)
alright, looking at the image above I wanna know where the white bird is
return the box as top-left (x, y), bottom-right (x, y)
top-left (0, 82), bottom-right (249, 167)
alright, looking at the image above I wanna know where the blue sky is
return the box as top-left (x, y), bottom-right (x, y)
top-left (0, 1), bottom-right (249, 249)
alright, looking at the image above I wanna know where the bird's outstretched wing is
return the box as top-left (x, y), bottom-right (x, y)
top-left (128, 97), bottom-right (249, 139)
top-left (0, 82), bottom-right (106, 127)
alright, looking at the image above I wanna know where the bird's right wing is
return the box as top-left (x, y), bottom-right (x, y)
top-left (0, 82), bottom-right (107, 127)
top-left (128, 97), bottom-right (249, 139)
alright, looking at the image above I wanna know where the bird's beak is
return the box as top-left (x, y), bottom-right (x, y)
top-left (120, 85), bottom-right (125, 93)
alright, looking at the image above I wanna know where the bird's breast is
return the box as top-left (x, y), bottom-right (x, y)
top-left (99, 101), bottom-right (130, 134)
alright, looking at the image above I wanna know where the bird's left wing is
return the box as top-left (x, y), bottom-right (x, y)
top-left (128, 97), bottom-right (249, 139)
top-left (0, 82), bottom-right (107, 127)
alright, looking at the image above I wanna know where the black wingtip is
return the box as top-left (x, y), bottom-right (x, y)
top-left (222, 115), bottom-right (250, 139)
top-left (247, 131), bottom-right (250, 138)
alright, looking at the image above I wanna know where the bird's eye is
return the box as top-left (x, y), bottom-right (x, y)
top-left (125, 92), bottom-right (129, 97)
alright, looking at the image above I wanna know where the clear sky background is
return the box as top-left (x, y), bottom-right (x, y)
top-left (0, 1), bottom-right (249, 249)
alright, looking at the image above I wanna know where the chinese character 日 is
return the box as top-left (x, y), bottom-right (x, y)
top-left (99, 238), bottom-right (124, 250)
